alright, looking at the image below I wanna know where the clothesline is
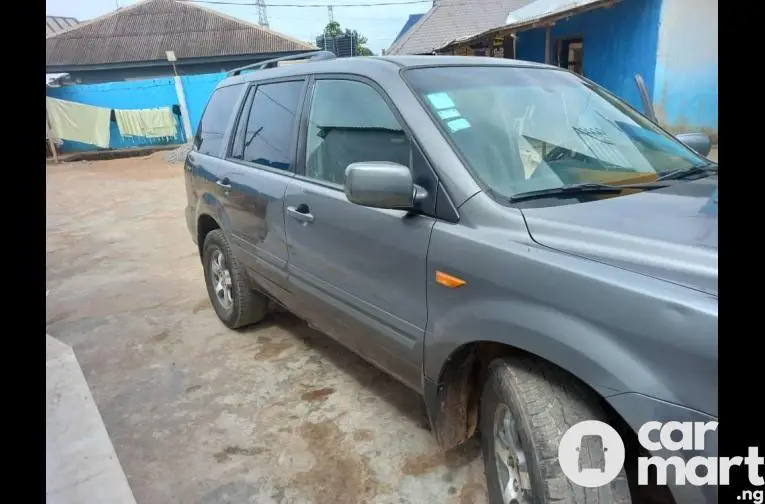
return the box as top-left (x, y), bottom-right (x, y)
top-left (46, 97), bottom-right (181, 149)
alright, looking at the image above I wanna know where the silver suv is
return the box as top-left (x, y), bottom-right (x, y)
top-left (184, 52), bottom-right (718, 504)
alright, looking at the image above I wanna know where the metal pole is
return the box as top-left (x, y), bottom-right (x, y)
top-left (46, 110), bottom-right (59, 164)
top-left (170, 61), bottom-right (193, 143)
top-left (544, 26), bottom-right (551, 64)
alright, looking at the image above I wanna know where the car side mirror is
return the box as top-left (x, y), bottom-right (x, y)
top-left (344, 162), bottom-right (420, 210)
top-left (675, 132), bottom-right (712, 157)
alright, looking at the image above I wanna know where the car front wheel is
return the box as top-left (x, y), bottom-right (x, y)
top-left (480, 356), bottom-right (632, 504)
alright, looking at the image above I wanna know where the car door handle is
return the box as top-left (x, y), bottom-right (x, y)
top-left (216, 178), bottom-right (231, 189)
top-left (287, 205), bottom-right (314, 223)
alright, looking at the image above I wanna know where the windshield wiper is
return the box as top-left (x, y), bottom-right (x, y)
top-left (655, 162), bottom-right (718, 181)
top-left (508, 182), bottom-right (666, 203)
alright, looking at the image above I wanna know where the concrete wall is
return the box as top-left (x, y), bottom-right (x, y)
top-left (515, 0), bottom-right (663, 112)
top-left (47, 72), bottom-right (226, 153)
top-left (653, 0), bottom-right (718, 138)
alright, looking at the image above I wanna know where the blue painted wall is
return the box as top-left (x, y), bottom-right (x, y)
top-left (515, 0), bottom-right (662, 112)
top-left (47, 72), bottom-right (226, 153)
top-left (653, 0), bottom-right (717, 137)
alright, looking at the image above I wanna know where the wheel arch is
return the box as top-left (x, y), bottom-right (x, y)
top-left (197, 213), bottom-right (221, 257)
top-left (425, 339), bottom-right (676, 503)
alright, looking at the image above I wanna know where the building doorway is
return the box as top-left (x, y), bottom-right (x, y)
top-left (556, 37), bottom-right (584, 74)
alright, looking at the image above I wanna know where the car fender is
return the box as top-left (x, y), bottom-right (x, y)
top-left (424, 297), bottom-right (668, 401)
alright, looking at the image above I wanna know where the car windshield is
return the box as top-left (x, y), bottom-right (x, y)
top-left (404, 66), bottom-right (710, 200)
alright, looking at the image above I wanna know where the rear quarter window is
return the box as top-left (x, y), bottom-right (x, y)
top-left (194, 83), bottom-right (244, 157)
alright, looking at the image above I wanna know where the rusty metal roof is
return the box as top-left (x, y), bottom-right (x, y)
top-left (435, 0), bottom-right (615, 52)
top-left (46, 0), bottom-right (313, 70)
top-left (505, 0), bottom-right (604, 25)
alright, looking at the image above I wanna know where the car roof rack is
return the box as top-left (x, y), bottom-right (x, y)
top-left (227, 51), bottom-right (337, 77)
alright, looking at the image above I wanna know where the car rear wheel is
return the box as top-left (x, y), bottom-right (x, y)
top-left (480, 356), bottom-right (632, 504)
top-left (202, 229), bottom-right (268, 329)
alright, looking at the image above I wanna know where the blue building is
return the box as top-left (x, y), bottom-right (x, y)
top-left (45, 0), bottom-right (312, 84)
top-left (436, 0), bottom-right (718, 140)
top-left (46, 0), bottom-right (313, 153)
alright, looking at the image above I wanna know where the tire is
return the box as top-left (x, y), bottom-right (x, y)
top-left (480, 356), bottom-right (631, 504)
top-left (202, 229), bottom-right (268, 329)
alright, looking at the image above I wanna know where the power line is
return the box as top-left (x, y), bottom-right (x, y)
top-left (191, 0), bottom-right (431, 7)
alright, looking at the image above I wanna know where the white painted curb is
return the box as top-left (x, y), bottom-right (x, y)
top-left (46, 335), bottom-right (137, 504)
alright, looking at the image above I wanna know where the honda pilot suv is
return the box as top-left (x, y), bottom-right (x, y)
top-left (184, 52), bottom-right (718, 504)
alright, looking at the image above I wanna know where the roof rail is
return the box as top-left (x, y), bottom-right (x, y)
top-left (227, 51), bottom-right (337, 77)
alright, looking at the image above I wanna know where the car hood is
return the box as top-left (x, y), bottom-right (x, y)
top-left (521, 176), bottom-right (718, 296)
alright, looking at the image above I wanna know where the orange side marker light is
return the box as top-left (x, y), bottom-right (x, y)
top-left (435, 271), bottom-right (466, 289)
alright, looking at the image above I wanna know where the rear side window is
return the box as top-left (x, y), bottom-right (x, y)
top-left (194, 84), bottom-right (243, 157)
top-left (229, 80), bottom-right (304, 171)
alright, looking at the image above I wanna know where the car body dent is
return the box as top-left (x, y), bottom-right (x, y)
top-left (425, 192), bottom-right (717, 419)
top-left (521, 176), bottom-right (718, 297)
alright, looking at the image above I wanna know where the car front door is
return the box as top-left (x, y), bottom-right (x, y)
top-left (222, 78), bottom-right (306, 298)
top-left (284, 76), bottom-right (440, 391)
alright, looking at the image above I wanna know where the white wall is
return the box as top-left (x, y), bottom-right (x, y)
top-left (653, 0), bottom-right (718, 138)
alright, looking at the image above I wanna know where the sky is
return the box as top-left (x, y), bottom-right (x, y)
top-left (45, 0), bottom-right (431, 55)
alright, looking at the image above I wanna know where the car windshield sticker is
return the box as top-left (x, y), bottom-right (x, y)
top-left (447, 118), bottom-right (471, 132)
top-left (437, 108), bottom-right (461, 120)
top-left (426, 92), bottom-right (455, 110)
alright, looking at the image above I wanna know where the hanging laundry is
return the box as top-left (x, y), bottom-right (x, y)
top-left (46, 97), bottom-right (111, 148)
top-left (115, 107), bottom-right (177, 138)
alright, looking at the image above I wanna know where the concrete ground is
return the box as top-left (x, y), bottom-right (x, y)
top-left (46, 153), bottom-right (488, 504)
top-left (707, 145), bottom-right (718, 163)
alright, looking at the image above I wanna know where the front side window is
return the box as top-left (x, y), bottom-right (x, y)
top-left (404, 66), bottom-right (710, 202)
top-left (230, 80), bottom-right (304, 171)
top-left (194, 83), bottom-right (244, 157)
top-left (304, 79), bottom-right (410, 185)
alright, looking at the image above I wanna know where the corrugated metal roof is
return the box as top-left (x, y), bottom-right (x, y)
top-left (435, 0), bottom-right (613, 52)
top-left (505, 0), bottom-right (602, 24)
top-left (393, 14), bottom-right (424, 44)
top-left (387, 0), bottom-right (534, 55)
top-left (46, 0), bottom-right (313, 69)
top-left (46, 16), bottom-right (80, 36)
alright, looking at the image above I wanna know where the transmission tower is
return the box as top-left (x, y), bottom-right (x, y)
top-left (327, 5), bottom-right (334, 22)
top-left (256, 0), bottom-right (269, 28)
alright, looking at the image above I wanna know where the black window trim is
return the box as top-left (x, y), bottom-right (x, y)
top-left (224, 75), bottom-right (309, 177)
top-left (194, 82), bottom-right (247, 159)
top-left (294, 73), bottom-right (459, 222)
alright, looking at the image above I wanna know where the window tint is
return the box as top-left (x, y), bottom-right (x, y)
top-left (230, 87), bottom-right (255, 159)
top-left (305, 80), bottom-right (410, 185)
top-left (232, 80), bottom-right (304, 171)
top-left (194, 84), bottom-right (243, 157)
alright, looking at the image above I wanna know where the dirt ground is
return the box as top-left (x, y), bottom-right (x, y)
top-left (707, 145), bottom-right (718, 163)
top-left (45, 153), bottom-right (488, 504)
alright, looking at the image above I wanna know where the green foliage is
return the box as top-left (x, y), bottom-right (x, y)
top-left (322, 21), bottom-right (374, 56)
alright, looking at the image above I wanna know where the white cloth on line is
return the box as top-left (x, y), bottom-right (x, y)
top-left (46, 97), bottom-right (111, 148)
top-left (115, 107), bottom-right (177, 138)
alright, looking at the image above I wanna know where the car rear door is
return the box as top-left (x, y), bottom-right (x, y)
top-left (283, 76), bottom-right (441, 391)
top-left (221, 78), bottom-right (307, 297)
top-left (185, 83), bottom-right (246, 240)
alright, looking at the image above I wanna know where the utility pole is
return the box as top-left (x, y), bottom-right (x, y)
top-left (256, 0), bottom-right (269, 28)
